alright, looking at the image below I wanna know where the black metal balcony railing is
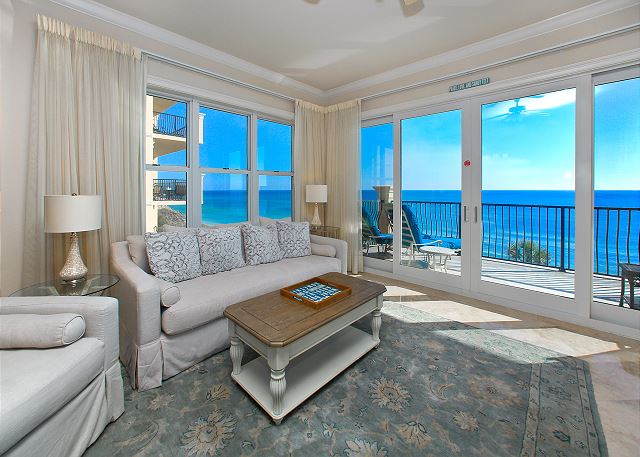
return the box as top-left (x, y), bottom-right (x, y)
top-left (363, 200), bottom-right (640, 277)
top-left (153, 179), bottom-right (187, 202)
top-left (482, 204), bottom-right (573, 271)
top-left (153, 112), bottom-right (186, 138)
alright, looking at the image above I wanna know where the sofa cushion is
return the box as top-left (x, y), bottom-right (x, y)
top-left (277, 221), bottom-right (311, 258)
top-left (241, 224), bottom-right (284, 266)
top-left (197, 227), bottom-right (245, 275)
top-left (127, 235), bottom-right (150, 273)
top-left (161, 255), bottom-right (342, 335)
top-left (158, 224), bottom-right (195, 233)
top-left (259, 216), bottom-right (291, 225)
top-left (0, 313), bottom-right (85, 349)
top-left (0, 338), bottom-right (104, 454)
top-left (145, 231), bottom-right (202, 283)
top-left (311, 243), bottom-right (337, 258)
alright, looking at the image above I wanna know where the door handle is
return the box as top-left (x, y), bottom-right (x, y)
top-left (463, 205), bottom-right (468, 222)
top-left (474, 206), bottom-right (478, 223)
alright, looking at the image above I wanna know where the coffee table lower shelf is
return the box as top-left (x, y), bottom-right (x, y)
top-left (231, 325), bottom-right (377, 423)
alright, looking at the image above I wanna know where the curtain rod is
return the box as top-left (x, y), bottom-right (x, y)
top-left (142, 52), bottom-right (296, 102)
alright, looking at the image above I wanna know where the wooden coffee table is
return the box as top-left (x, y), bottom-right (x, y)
top-left (223, 272), bottom-right (386, 424)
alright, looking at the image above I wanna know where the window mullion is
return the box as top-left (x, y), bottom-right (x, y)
top-left (189, 98), bottom-right (201, 227)
top-left (250, 113), bottom-right (259, 223)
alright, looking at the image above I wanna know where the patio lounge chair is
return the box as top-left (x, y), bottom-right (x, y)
top-left (362, 207), bottom-right (393, 254)
top-left (401, 204), bottom-right (441, 258)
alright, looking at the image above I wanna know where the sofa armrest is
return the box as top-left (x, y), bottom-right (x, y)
top-left (310, 234), bottom-right (348, 274)
top-left (0, 296), bottom-right (119, 372)
top-left (110, 241), bottom-right (161, 346)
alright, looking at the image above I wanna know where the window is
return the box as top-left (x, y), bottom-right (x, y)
top-left (145, 95), bottom-right (189, 231)
top-left (144, 93), bottom-right (293, 230)
top-left (200, 107), bottom-right (249, 224)
top-left (361, 122), bottom-right (393, 261)
top-left (257, 119), bottom-right (293, 219)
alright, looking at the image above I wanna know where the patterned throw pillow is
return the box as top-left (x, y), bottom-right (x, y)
top-left (197, 227), bottom-right (245, 275)
top-left (144, 231), bottom-right (202, 283)
top-left (277, 221), bottom-right (311, 258)
top-left (241, 224), bottom-right (284, 266)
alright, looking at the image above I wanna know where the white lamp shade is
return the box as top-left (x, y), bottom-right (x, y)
top-left (306, 185), bottom-right (327, 203)
top-left (45, 195), bottom-right (102, 233)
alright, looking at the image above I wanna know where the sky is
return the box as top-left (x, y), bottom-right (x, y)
top-left (362, 77), bottom-right (640, 193)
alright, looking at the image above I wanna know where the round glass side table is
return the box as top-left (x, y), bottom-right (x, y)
top-left (10, 274), bottom-right (119, 297)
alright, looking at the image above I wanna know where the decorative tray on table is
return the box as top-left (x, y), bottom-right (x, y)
top-left (280, 277), bottom-right (352, 309)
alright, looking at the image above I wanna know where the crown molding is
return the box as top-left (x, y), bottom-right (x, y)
top-left (325, 0), bottom-right (640, 100)
top-left (47, 0), bottom-right (639, 104)
top-left (361, 49), bottom-right (640, 119)
top-left (48, 0), bottom-right (324, 98)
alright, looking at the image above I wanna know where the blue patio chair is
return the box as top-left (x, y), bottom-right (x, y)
top-left (362, 207), bottom-right (393, 254)
top-left (401, 204), bottom-right (443, 258)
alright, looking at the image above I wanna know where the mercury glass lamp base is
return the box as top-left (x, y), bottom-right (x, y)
top-left (59, 232), bottom-right (89, 283)
top-left (310, 203), bottom-right (322, 226)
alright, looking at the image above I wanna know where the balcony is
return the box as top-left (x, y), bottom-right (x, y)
top-left (153, 112), bottom-right (186, 138)
top-left (363, 200), bottom-right (640, 307)
top-left (153, 178), bottom-right (186, 202)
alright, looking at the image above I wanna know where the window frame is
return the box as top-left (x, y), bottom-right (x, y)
top-left (145, 88), bottom-right (294, 228)
top-left (256, 117), bottom-right (295, 221)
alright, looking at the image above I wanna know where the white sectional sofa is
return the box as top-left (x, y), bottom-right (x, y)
top-left (110, 231), bottom-right (347, 391)
top-left (0, 296), bottom-right (124, 457)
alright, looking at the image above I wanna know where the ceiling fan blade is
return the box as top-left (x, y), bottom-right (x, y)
top-left (483, 113), bottom-right (510, 121)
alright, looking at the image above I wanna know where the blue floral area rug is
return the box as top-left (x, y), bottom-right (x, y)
top-left (86, 302), bottom-right (607, 457)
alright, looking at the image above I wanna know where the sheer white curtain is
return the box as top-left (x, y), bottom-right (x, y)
top-left (293, 99), bottom-right (362, 273)
top-left (22, 15), bottom-right (144, 285)
top-left (293, 100), bottom-right (326, 223)
top-left (325, 100), bottom-right (362, 273)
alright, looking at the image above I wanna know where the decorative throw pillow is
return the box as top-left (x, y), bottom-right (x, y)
top-left (145, 231), bottom-right (202, 282)
top-left (197, 227), bottom-right (246, 275)
top-left (241, 223), bottom-right (284, 266)
top-left (277, 221), bottom-right (311, 258)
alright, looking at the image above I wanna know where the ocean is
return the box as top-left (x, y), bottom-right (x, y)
top-left (170, 189), bottom-right (639, 275)
top-left (169, 190), bottom-right (292, 226)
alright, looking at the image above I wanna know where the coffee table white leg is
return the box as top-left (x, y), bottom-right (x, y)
top-left (228, 321), bottom-right (244, 375)
top-left (267, 347), bottom-right (289, 424)
top-left (270, 369), bottom-right (286, 418)
top-left (371, 295), bottom-right (383, 345)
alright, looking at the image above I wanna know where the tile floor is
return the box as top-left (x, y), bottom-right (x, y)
top-left (356, 272), bottom-right (640, 457)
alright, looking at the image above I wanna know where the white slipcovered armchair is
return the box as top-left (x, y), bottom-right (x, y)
top-left (0, 296), bottom-right (124, 457)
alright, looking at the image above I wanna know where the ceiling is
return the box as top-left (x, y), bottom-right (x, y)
top-left (94, 0), bottom-right (599, 91)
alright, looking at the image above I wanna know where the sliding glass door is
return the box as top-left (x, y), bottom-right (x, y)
top-left (396, 103), bottom-right (469, 285)
top-left (590, 68), bottom-right (640, 328)
top-left (475, 85), bottom-right (577, 305)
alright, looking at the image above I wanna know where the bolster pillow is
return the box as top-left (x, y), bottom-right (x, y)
top-left (0, 313), bottom-right (85, 349)
top-left (152, 276), bottom-right (181, 308)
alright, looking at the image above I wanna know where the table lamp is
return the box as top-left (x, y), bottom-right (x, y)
top-left (306, 184), bottom-right (327, 226)
top-left (45, 194), bottom-right (102, 284)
